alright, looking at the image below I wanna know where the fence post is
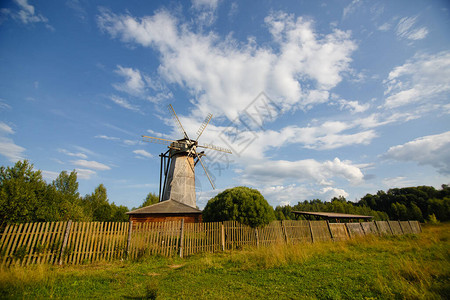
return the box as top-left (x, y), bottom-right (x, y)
top-left (178, 219), bottom-right (184, 258)
top-left (255, 228), bottom-right (259, 248)
top-left (59, 220), bottom-right (72, 265)
top-left (387, 221), bottom-right (394, 235)
top-left (281, 220), bottom-right (289, 244)
top-left (308, 221), bottom-right (314, 243)
top-left (126, 220), bottom-right (133, 259)
top-left (326, 220), bottom-right (334, 241)
top-left (221, 223), bottom-right (225, 251)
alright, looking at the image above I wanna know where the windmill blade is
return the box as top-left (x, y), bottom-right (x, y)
top-left (197, 155), bottom-right (216, 189)
top-left (168, 104), bottom-right (189, 140)
top-left (142, 135), bottom-right (176, 146)
top-left (197, 143), bottom-right (232, 154)
top-left (195, 113), bottom-right (212, 142)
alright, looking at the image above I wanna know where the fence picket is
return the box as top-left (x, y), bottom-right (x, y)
top-left (0, 219), bottom-right (423, 266)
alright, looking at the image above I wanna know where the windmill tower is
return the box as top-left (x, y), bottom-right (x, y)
top-left (142, 104), bottom-right (232, 209)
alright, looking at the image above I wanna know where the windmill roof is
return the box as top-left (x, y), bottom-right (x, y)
top-left (126, 199), bottom-right (202, 215)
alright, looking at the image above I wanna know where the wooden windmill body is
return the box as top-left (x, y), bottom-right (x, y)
top-left (143, 105), bottom-right (232, 209)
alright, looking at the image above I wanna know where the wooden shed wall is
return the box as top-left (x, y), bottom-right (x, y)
top-left (129, 213), bottom-right (202, 223)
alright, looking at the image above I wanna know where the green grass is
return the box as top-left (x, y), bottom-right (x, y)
top-left (1, 224), bottom-right (449, 299)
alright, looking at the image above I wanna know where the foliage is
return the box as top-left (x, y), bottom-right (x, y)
top-left (82, 184), bottom-right (129, 222)
top-left (0, 160), bottom-right (48, 227)
top-left (0, 160), bottom-right (129, 225)
top-left (203, 186), bottom-right (275, 227)
top-left (359, 185), bottom-right (450, 221)
top-left (0, 224), bottom-right (448, 299)
top-left (140, 192), bottom-right (159, 208)
top-left (275, 196), bottom-right (389, 221)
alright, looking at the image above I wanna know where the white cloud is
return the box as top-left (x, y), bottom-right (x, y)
top-left (242, 157), bottom-right (364, 186)
top-left (384, 51), bottom-right (450, 109)
top-left (58, 148), bottom-right (88, 159)
top-left (383, 131), bottom-right (450, 174)
top-left (336, 99), bottom-right (370, 114)
top-left (98, 9), bottom-right (357, 121)
top-left (72, 159), bottom-right (111, 171)
top-left (396, 16), bottom-right (428, 40)
top-left (191, 0), bottom-right (220, 27)
top-left (42, 170), bottom-right (60, 181)
top-left (95, 135), bottom-right (120, 141)
top-left (0, 122), bottom-right (25, 162)
top-left (320, 186), bottom-right (349, 199)
top-left (259, 184), bottom-right (349, 207)
top-left (124, 139), bottom-right (139, 146)
top-left (113, 65), bottom-right (147, 97)
top-left (343, 0), bottom-right (362, 19)
top-left (75, 168), bottom-right (97, 180)
top-left (4, 0), bottom-right (54, 30)
top-left (0, 137), bottom-right (26, 162)
top-left (109, 95), bottom-right (141, 113)
top-left (0, 100), bottom-right (12, 111)
top-left (377, 22), bottom-right (391, 31)
top-left (0, 122), bottom-right (14, 134)
top-left (133, 149), bottom-right (153, 159)
top-left (73, 146), bottom-right (97, 157)
top-left (382, 176), bottom-right (417, 189)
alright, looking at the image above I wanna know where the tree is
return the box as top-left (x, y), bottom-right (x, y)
top-left (0, 160), bottom-right (47, 227)
top-left (37, 170), bottom-right (87, 221)
top-left (82, 184), bottom-right (111, 221)
top-left (202, 186), bottom-right (275, 228)
top-left (140, 192), bottom-right (159, 208)
top-left (82, 184), bottom-right (129, 222)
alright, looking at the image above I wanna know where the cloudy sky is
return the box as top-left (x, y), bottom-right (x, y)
top-left (1, 0), bottom-right (449, 209)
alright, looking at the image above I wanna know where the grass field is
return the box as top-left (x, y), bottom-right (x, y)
top-left (0, 223), bottom-right (449, 299)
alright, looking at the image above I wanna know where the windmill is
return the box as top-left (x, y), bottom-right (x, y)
top-left (142, 104), bottom-right (232, 209)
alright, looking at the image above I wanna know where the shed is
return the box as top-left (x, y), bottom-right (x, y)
top-left (126, 199), bottom-right (202, 223)
top-left (293, 211), bottom-right (373, 222)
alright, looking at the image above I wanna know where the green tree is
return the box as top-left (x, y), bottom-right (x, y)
top-left (110, 203), bottom-right (129, 222)
top-left (82, 184), bottom-right (129, 222)
top-left (202, 186), bottom-right (275, 228)
top-left (0, 160), bottom-right (47, 227)
top-left (408, 202), bottom-right (424, 222)
top-left (140, 192), bottom-right (159, 208)
top-left (82, 184), bottom-right (111, 221)
top-left (37, 170), bottom-right (87, 221)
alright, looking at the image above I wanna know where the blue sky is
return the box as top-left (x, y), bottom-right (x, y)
top-left (1, 0), bottom-right (449, 209)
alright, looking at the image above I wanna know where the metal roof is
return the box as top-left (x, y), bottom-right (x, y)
top-left (126, 199), bottom-right (202, 215)
top-left (292, 211), bottom-right (373, 219)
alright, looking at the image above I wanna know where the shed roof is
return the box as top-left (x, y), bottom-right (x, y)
top-left (292, 211), bottom-right (373, 219)
top-left (126, 199), bottom-right (202, 215)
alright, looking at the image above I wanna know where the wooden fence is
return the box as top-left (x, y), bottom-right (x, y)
top-left (0, 220), bottom-right (421, 267)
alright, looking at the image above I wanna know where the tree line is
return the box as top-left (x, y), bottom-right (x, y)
top-left (0, 161), bottom-right (128, 228)
top-left (274, 196), bottom-right (389, 221)
top-left (358, 185), bottom-right (450, 222)
top-left (274, 185), bottom-right (450, 222)
top-left (1, 160), bottom-right (448, 228)
top-left (0, 160), bottom-right (163, 228)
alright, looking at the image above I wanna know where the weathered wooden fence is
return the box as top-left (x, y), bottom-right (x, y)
top-left (0, 220), bottom-right (421, 267)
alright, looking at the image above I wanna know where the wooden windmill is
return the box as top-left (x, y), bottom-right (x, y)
top-left (142, 104), bottom-right (232, 209)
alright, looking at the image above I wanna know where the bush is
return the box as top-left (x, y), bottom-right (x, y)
top-left (202, 186), bottom-right (275, 228)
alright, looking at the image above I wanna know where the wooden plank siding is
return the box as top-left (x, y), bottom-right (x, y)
top-left (328, 223), bottom-right (349, 241)
top-left (346, 223), bottom-right (365, 238)
top-left (361, 222), bottom-right (378, 235)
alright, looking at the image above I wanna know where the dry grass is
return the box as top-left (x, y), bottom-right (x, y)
top-left (0, 223), bottom-right (448, 299)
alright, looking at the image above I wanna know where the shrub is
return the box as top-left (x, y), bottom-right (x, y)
top-left (202, 186), bottom-right (275, 228)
